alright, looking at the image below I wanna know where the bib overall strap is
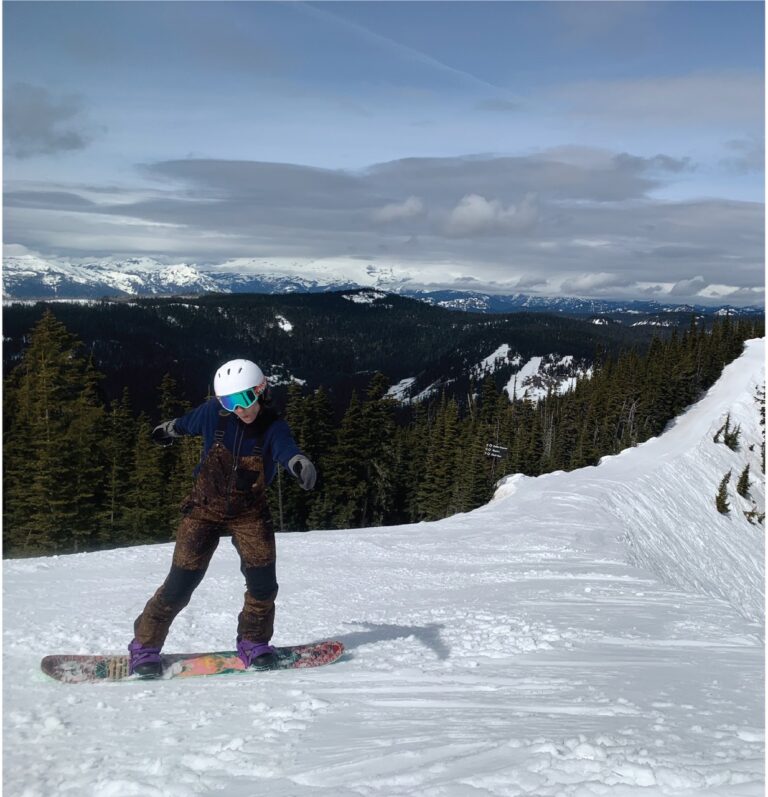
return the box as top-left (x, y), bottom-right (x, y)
top-left (215, 411), bottom-right (229, 444)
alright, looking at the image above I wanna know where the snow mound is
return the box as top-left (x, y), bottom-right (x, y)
top-left (495, 338), bottom-right (765, 623)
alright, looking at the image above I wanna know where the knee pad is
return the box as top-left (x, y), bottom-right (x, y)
top-left (243, 562), bottom-right (278, 601)
top-left (162, 565), bottom-right (206, 606)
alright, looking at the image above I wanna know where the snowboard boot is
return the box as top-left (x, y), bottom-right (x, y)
top-left (237, 638), bottom-right (279, 670)
top-left (128, 639), bottom-right (163, 678)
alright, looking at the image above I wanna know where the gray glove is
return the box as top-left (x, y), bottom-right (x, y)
top-left (288, 454), bottom-right (317, 491)
top-left (151, 419), bottom-right (180, 447)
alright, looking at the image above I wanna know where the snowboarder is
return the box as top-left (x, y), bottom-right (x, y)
top-left (128, 359), bottom-right (317, 677)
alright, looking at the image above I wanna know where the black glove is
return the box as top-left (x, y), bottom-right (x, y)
top-left (288, 454), bottom-right (317, 491)
top-left (152, 419), bottom-right (180, 447)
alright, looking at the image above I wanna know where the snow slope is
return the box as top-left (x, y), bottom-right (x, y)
top-left (3, 341), bottom-right (765, 797)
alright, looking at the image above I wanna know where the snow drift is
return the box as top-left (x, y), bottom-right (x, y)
top-left (494, 338), bottom-right (765, 624)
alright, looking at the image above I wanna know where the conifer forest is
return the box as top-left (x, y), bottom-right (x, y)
top-left (2, 304), bottom-right (762, 557)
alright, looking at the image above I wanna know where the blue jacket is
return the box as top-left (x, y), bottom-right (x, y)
top-left (174, 399), bottom-right (302, 486)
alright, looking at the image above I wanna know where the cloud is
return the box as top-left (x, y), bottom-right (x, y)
top-left (4, 189), bottom-right (96, 210)
top-left (4, 150), bottom-right (763, 305)
top-left (372, 196), bottom-right (425, 223)
top-left (444, 193), bottom-right (538, 236)
top-left (515, 274), bottom-right (550, 290)
top-left (669, 275), bottom-right (709, 296)
top-left (4, 83), bottom-right (98, 158)
top-left (614, 153), bottom-right (695, 174)
top-left (560, 272), bottom-right (634, 294)
top-left (720, 138), bottom-right (765, 175)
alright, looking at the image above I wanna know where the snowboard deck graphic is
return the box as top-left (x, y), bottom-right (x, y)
top-left (41, 640), bottom-right (344, 683)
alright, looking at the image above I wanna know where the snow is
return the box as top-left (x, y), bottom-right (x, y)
top-left (275, 315), bottom-right (294, 333)
top-left (341, 290), bottom-right (388, 305)
top-left (3, 341), bottom-right (765, 796)
top-left (505, 355), bottom-right (544, 399)
top-left (386, 376), bottom-right (417, 401)
top-left (470, 344), bottom-right (516, 379)
top-left (503, 355), bottom-right (591, 402)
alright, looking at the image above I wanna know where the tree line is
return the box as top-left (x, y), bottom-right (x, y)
top-left (3, 309), bottom-right (762, 556)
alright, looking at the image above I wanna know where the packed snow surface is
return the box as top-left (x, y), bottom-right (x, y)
top-left (4, 341), bottom-right (764, 796)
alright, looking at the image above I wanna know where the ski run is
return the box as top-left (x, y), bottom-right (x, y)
top-left (4, 339), bottom-right (765, 797)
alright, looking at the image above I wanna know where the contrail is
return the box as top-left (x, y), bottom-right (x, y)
top-left (295, 1), bottom-right (511, 96)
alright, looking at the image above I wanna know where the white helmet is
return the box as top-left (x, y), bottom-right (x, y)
top-left (214, 359), bottom-right (267, 397)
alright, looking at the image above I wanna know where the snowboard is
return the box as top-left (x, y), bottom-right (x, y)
top-left (41, 640), bottom-right (344, 684)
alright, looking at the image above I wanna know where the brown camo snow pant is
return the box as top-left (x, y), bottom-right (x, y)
top-left (133, 443), bottom-right (277, 649)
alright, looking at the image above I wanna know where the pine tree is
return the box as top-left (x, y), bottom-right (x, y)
top-left (61, 357), bottom-right (108, 551)
top-left (716, 471), bottom-right (731, 515)
top-left (3, 310), bottom-right (108, 555)
top-left (360, 373), bottom-right (398, 526)
top-left (723, 421), bottom-right (741, 451)
top-left (102, 389), bottom-right (136, 546)
top-left (417, 395), bottom-right (461, 520)
top-left (451, 418), bottom-right (492, 513)
top-left (157, 373), bottom-right (196, 535)
top-left (401, 403), bottom-right (432, 521)
top-left (736, 464), bottom-right (751, 498)
top-left (311, 392), bottom-right (368, 529)
top-left (123, 414), bottom-right (167, 543)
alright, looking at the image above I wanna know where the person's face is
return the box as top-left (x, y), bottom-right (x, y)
top-left (234, 400), bottom-right (261, 424)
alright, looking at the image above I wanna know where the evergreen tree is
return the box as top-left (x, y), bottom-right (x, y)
top-left (102, 388), bottom-right (136, 546)
top-left (736, 464), bottom-right (751, 498)
top-left (157, 373), bottom-right (196, 534)
top-left (400, 403), bottom-right (432, 521)
top-left (716, 471), bottom-right (731, 515)
top-left (311, 392), bottom-right (368, 529)
top-left (723, 421), bottom-right (742, 451)
top-left (417, 395), bottom-right (461, 520)
top-left (123, 414), bottom-right (167, 543)
top-left (3, 311), bottom-right (108, 555)
top-left (360, 373), bottom-right (398, 526)
top-left (61, 357), bottom-right (108, 551)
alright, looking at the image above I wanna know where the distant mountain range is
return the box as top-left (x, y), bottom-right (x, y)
top-left (3, 253), bottom-right (762, 318)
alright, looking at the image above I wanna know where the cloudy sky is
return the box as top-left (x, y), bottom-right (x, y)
top-left (3, 1), bottom-right (764, 304)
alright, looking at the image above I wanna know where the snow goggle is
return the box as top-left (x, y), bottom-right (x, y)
top-left (217, 381), bottom-right (267, 412)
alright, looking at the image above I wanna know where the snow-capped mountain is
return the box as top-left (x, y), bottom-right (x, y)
top-left (4, 339), bottom-right (763, 795)
top-left (2, 253), bottom-right (762, 317)
top-left (1, 253), bottom-right (359, 299)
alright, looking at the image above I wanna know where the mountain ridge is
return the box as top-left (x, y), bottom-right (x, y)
top-left (3, 253), bottom-right (762, 317)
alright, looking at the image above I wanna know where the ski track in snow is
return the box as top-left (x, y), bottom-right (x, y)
top-left (4, 341), bottom-right (765, 797)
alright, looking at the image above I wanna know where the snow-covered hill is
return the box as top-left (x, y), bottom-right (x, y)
top-left (389, 346), bottom-right (591, 404)
top-left (3, 341), bottom-right (764, 796)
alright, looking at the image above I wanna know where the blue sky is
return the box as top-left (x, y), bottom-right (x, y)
top-left (3, 1), bottom-right (764, 304)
